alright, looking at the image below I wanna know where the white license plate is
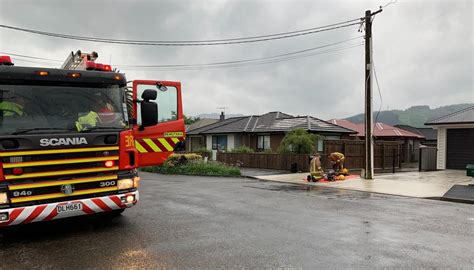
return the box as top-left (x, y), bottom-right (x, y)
top-left (57, 202), bottom-right (83, 214)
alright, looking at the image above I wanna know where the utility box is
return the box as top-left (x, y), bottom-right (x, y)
top-left (419, 146), bottom-right (437, 171)
top-left (467, 164), bottom-right (474, 177)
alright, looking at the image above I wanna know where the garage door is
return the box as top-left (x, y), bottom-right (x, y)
top-left (446, 128), bottom-right (474, 169)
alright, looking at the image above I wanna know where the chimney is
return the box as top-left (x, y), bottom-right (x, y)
top-left (220, 111), bottom-right (225, 121)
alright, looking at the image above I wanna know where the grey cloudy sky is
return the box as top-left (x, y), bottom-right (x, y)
top-left (0, 0), bottom-right (472, 119)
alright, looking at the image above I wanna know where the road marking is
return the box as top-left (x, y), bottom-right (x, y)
top-left (468, 218), bottom-right (474, 221)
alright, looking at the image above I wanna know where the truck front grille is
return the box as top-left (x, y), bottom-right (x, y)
top-left (1, 146), bottom-right (120, 205)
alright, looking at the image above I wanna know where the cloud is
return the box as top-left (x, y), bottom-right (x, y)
top-left (0, 0), bottom-right (472, 119)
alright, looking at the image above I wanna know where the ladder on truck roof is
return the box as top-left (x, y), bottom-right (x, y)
top-left (61, 50), bottom-right (98, 70)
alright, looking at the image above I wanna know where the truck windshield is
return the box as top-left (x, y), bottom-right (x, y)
top-left (0, 84), bottom-right (127, 135)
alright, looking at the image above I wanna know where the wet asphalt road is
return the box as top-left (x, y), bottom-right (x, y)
top-left (1, 172), bottom-right (473, 269)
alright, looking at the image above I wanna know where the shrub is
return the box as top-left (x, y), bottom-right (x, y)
top-left (165, 153), bottom-right (202, 167)
top-left (278, 128), bottom-right (322, 154)
top-left (142, 161), bottom-right (241, 177)
top-left (192, 147), bottom-right (212, 159)
top-left (230, 146), bottom-right (255, 153)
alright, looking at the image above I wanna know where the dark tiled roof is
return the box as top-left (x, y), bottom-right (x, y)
top-left (258, 116), bottom-right (356, 133)
top-left (395, 125), bottom-right (437, 141)
top-left (418, 128), bottom-right (437, 141)
top-left (186, 117), bottom-right (247, 135)
top-left (186, 119), bottom-right (219, 132)
top-left (187, 112), bottom-right (356, 135)
top-left (425, 106), bottom-right (474, 125)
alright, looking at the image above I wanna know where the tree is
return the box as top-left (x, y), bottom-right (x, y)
top-left (184, 115), bottom-right (201, 125)
top-left (278, 128), bottom-right (322, 154)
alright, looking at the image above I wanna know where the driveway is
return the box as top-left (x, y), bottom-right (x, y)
top-left (1, 172), bottom-right (473, 268)
top-left (253, 170), bottom-right (473, 198)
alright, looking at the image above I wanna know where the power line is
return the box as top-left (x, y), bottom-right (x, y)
top-left (0, 19), bottom-right (362, 46)
top-left (118, 43), bottom-right (364, 71)
top-left (380, 0), bottom-right (397, 9)
top-left (1, 36), bottom-right (363, 70)
top-left (1, 18), bottom-right (362, 43)
top-left (7, 43), bottom-right (362, 71)
top-left (373, 60), bottom-right (383, 124)
top-left (0, 51), bottom-right (62, 62)
top-left (117, 36), bottom-right (363, 68)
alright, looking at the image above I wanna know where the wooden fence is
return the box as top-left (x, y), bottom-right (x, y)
top-left (217, 140), bottom-right (402, 172)
top-left (324, 140), bottom-right (402, 170)
top-left (217, 152), bottom-right (311, 171)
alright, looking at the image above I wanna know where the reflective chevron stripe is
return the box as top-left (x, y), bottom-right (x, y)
top-left (0, 191), bottom-right (139, 227)
top-left (158, 138), bottom-right (173, 151)
top-left (134, 140), bottom-right (147, 153)
top-left (134, 137), bottom-right (184, 153)
top-left (143, 138), bottom-right (162, 152)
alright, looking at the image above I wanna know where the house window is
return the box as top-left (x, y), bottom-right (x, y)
top-left (324, 135), bottom-right (340, 140)
top-left (316, 139), bottom-right (324, 152)
top-left (212, 135), bottom-right (228, 150)
top-left (257, 135), bottom-right (271, 150)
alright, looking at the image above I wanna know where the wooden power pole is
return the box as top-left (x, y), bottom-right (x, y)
top-left (364, 9), bottom-right (381, 179)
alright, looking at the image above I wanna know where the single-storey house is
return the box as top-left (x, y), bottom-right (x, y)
top-left (329, 119), bottom-right (425, 163)
top-left (186, 112), bottom-right (356, 156)
top-left (425, 106), bottom-right (474, 170)
top-left (185, 118), bottom-right (219, 151)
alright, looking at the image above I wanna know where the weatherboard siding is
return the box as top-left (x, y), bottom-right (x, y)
top-left (436, 127), bottom-right (446, 170)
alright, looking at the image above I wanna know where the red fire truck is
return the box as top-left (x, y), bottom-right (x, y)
top-left (0, 51), bottom-right (185, 226)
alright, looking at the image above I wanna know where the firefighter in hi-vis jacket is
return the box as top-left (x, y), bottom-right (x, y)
top-left (75, 98), bottom-right (118, 131)
top-left (329, 152), bottom-right (345, 172)
top-left (0, 96), bottom-right (25, 117)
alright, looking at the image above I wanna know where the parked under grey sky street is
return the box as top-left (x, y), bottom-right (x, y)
top-left (0, 0), bottom-right (472, 119)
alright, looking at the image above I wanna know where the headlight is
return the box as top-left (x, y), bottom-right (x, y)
top-left (117, 179), bottom-right (134, 190)
top-left (0, 192), bottom-right (9, 204)
top-left (0, 212), bottom-right (9, 222)
top-left (133, 176), bottom-right (140, 188)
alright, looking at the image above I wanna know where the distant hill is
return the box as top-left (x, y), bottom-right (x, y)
top-left (195, 113), bottom-right (244, 119)
top-left (346, 104), bottom-right (474, 127)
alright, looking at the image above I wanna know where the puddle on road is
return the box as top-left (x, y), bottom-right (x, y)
top-left (244, 182), bottom-right (390, 201)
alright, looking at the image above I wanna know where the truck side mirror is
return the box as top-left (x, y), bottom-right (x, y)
top-left (140, 89), bottom-right (158, 128)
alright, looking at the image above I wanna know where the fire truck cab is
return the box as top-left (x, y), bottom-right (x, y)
top-left (0, 51), bottom-right (185, 226)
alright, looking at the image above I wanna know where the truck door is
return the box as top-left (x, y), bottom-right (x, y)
top-left (131, 80), bottom-right (185, 167)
